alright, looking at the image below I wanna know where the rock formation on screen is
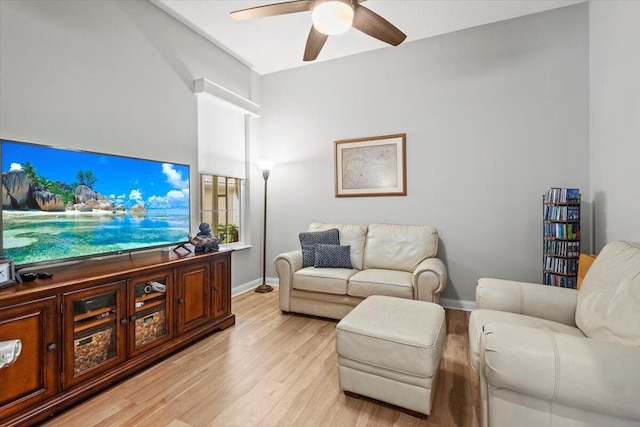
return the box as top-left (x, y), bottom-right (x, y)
top-left (2, 170), bottom-right (126, 214)
top-left (2, 170), bottom-right (31, 209)
top-left (32, 190), bottom-right (64, 211)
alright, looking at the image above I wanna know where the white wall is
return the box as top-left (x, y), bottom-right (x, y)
top-left (260, 4), bottom-right (589, 306)
top-left (589, 1), bottom-right (640, 252)
top-left (0, 0), bottom-right (263, 290)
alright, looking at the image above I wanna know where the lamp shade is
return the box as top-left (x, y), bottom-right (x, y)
top-left (256, 160), bottom-right (276, 172)
top-left (312, 1), bottom-right (354, 35)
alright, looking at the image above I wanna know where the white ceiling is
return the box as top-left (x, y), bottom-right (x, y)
top-left (152, 0), bottom-right (584, 75)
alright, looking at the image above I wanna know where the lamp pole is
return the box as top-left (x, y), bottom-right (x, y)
top-left (255, 162), bottom-right (274, 293)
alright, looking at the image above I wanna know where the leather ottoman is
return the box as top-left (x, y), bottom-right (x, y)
top-left (336, 295), bottom-right (446, 418)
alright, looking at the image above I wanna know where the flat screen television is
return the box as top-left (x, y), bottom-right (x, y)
top-left (1, 139), bottom-right (191, 268)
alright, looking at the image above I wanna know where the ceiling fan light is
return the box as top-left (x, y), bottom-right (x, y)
top-left (312, 1), bottom-right (354, 35)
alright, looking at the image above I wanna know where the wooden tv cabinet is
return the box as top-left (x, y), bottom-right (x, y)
top-left (0, 248), bottom-right (234, 427)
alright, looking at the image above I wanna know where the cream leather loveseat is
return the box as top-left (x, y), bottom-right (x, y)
top-left (469, 241), bottom-right (640, 427)
top-left (274, 223), bottom-right (447, 320)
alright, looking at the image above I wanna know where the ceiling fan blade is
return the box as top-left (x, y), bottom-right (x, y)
top-left (352, 5), bottom-right (407, 46)
top-left (231, 0), bottom-right (314, 20)
top-left (303, 26), bottom-right (329, 61)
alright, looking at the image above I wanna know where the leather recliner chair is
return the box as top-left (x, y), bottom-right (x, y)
top-left (468, 241), bottom-right (640, 427)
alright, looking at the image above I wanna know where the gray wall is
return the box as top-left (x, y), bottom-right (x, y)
top-left (589, 1), bottom-right (640, 251)
top-left (260, 4), bottom-right (589, 306)
top-left (0, 0), bottom-right (263, 291)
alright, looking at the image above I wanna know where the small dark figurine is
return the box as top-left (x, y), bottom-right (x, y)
top-left (190, 222), bottom-right (220, 253)
top-left (197, 222), bottom-right (212, 237)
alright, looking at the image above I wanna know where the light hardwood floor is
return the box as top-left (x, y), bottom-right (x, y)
top-left (43, 289), bottom-right (481, 427)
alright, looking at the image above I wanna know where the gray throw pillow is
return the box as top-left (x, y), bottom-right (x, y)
top-left (299, 229), bottom-right (340, 267)
top-left (314, 244), bottom-right (352, 269)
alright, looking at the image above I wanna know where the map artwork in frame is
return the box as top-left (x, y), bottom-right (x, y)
top-left (334, 134), bottom-right (406, 197)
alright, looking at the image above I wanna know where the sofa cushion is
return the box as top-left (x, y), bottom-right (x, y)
top-left (299, 228), bottom-right (340, 268)
top-left (576, 241), bottom-right (640, 347)
top-left (348, 269), bottom-right (414, 299)
top-left (468, 309), bottom-right (586, 372)
top-left (314, 244), bottom-right (353, 269)
top-left (308, 223), bottom-right (367, 270)
top-left (293, 267), bottom-right (357, 295)
top-left (364, 224), bottom-right (438, 271)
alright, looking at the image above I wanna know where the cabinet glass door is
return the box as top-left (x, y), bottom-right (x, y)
top-left (129, 271), bottom-right (173, 356)
top-left (63, 282), bottom-right (126, 389)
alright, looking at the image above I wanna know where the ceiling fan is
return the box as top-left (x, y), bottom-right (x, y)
top-left (230, 0), bottom-right (407, 62)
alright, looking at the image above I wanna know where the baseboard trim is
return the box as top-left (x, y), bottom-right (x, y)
top-left (232, 277), bottom-right (279, 297)
top-left (440, 298), bottom-right (475, 311)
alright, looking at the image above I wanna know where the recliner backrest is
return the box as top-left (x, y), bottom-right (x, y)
top-left (576, 241), bottom-right (640, 347)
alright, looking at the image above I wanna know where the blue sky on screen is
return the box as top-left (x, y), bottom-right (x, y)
top-left (1, 140), bottom-right (190, 209)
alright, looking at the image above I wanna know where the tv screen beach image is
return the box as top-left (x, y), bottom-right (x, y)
top-left (1, 140), bottom-right (190, 266)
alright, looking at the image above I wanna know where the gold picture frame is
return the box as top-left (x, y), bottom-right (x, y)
top-left (335, 133), bottom-right (406, 197)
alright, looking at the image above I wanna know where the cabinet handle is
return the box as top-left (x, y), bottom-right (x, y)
top-left (214, 286), bottom-right (220, 291)
top-left (47, 343), bottom-right (57, 352)
top-left (120, 318), bottom-right (128, 325)
top-left (178, 298), bottom-right (184, 304)
top-left (130, 315), bottom-right (137, 322)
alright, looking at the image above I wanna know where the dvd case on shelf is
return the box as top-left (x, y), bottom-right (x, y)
top-left (543, 188), bottom-right (581, 289)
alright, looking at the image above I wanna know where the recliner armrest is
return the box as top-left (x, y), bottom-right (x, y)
top-left (477, 278), bottom-right (577, 326)
top-left (273, 250), bottom-right (303, 312)
top-left (481, 323), bottom-right (640, 422)
top-left (413, 257), bottom-right (447, 302)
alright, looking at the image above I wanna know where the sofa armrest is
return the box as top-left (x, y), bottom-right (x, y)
top-left (413, 257), bottom-right (447, 303)
top-left (481, 323), bottom-right (640, 422)
top-left (476, 278), bottom-right (577, 327)
top-left (273, 250), bottom-right (303, 312)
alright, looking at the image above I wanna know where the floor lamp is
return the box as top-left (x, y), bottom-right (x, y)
top-left (255, 160), bottom-right (275, 293)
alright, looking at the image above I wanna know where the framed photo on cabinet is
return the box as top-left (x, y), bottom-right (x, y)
top-left (334, 133), bottom-right (406, 197)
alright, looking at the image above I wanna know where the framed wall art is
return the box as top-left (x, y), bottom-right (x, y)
top-left (334, 133), bottom-right (406, 197)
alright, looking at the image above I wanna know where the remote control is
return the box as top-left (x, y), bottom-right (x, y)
top-left (38, 272), bottom-right (53, 279)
